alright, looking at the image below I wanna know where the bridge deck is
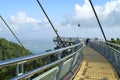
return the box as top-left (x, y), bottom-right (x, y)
top-left (73, 46), bottom-right (119, 80)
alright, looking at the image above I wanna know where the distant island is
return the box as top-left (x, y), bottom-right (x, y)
top-left (0, 38), bottom-right (31, 60)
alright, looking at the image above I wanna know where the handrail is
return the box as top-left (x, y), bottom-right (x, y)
top-left (102, 42), bottom-right (120, 54)
top-left (106, 42), bottom-right (120, 47)
top-left (0, 43), bottom-right (82, 68)
top-left (88, 40), bottom-right (120, 76)
top-left (105, 42), bottom-right (120, 50)
top-left (10, 48), bottom-right (83, 80)
top-left (92, 40), bottom-right (120, 53)
top-left (0, 42), bottom-right (84, 80)
top-left (90, 40), bottom-right (120, 52)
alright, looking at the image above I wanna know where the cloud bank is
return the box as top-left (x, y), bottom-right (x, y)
top-left (10, 12), bottom-right (49, 31)
top-left (1, 0), bottom-right (120, 40)
top-left (60, 0), bottom-right (120, 39)
top-left (62, 0), bottom-right (120, 28)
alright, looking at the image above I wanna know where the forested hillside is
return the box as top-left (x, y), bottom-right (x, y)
top-left (0, 38), bottom-right (31, 60)
top-left (0, 38), bottom-right (31, 79)
top-left (0, 38), bottom-right (57, 80)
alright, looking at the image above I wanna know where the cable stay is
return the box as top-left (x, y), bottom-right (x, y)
top-left (89, 0), bottom-right (107, 42)
top-left (36, 0), bottom-right (65, 47)
top-left (0, 15), bottom-right (25, 49)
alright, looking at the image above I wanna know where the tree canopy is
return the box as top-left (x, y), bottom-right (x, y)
top-left (110, 38), bottom-right (120, 45)
top-left (0, 38), bottom-right (31, 60)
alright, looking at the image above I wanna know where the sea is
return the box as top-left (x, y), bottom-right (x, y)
top-left (22, 39), bottom-right (56, 54)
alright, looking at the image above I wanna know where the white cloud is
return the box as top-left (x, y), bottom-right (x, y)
top-left (104, 0), bottom-right (120, 14)
top-left (0, 28), bottom-right (3, 32)
top-left (8, 12), bottom-right (57, 39)
top-left (60, 0), bottom-right (120, 39)
top-left (10, 12), bottom-right (49, 31)
top-left (3, 0), bottom-right (119, 40)
top-left (75, 0), bottom-right (93, 19)
top-left (11, 12), bottom-right (41, 24)
top-left (62, 0), bottom-right (120, 28)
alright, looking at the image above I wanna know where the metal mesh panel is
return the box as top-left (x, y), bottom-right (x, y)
top-left (72, 52), bottom-right (79, 67)
top-left (32, 66), bottom-right (59, 80)
top-left (59, 58), bottom-right (73, 79)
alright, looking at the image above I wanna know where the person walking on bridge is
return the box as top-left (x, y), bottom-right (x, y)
top-left (86, 38), bottom-right (89, 46)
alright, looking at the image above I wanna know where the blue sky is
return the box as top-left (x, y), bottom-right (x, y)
top-left (0, 0), bottom-right (109, 20)
top-left (0, 0), bottom-right (120, 41)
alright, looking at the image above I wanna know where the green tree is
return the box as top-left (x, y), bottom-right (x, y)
top-left (0, 52), bottom-right (2, 60)
top-left (0, 38), bottom-right (31, 80)
top-left (111, 38), bottom-right (115, 43)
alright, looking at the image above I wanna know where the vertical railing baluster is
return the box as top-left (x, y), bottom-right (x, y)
top-left (114, 52), bottom-right (119, 66)
top-left (16, 61), bottom-right (26, 76)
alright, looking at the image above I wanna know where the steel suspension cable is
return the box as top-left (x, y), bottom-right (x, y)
top-left (89, 0), bottom-right (107, 42)
top-left (0, 15), bottom-right (25, 48)
top-left (36, 0), bottom-right (65, 47)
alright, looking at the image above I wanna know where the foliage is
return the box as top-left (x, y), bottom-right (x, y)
top-left (110, 38), bottom-right (120, 45)
top-left (0, 38), bottom-right (31, 80)
top-left (0, 38), bottom-right (59, 80)
top-left (0, 38), bottom-right (31, 60)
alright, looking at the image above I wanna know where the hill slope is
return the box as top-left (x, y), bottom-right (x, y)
top-left (0, 38), bottom-right (31, 60)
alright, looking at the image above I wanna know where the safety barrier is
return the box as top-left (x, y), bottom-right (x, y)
top-left (88, 40), bottom-right (120, 76)
top-left (0, 42), bottom-right (84, 80)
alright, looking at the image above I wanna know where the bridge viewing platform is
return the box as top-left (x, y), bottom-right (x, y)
top-left (0, 37), bottom-right (120, 80)
top-left (74, 46), bottom-right (119, 80)
top-left (1, 0), bottom-right (120, 79)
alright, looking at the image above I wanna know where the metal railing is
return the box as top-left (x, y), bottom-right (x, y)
top-left (0, 42), bottom-right (84, 80)
top-left (104, 41), bottom-right (120, 52)
top-left (53, 37), bottom-right (80, 43)
top-left (88, 40), bottom-right (120, 76)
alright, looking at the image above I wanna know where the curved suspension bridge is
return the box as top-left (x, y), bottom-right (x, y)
top-left (0, 0), bottom-right (120, 80)
top-left (0, 37), bottom-right (120, 80)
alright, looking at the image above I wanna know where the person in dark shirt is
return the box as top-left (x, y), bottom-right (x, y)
top-left (86, 38), bottom-right (89, 46)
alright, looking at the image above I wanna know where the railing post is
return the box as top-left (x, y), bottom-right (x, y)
top-left (25, 75), bottom-right (33, 80)
top-left (114, 52), bottom-right (119, 66)
top-left (102, 46), bottom-right (106, 55)
top-left (110, 50), bottom-right (115, 62)
top-left (58, 52), bottom-right (62, 60)
top-left (118, 47), bottom-right (120, 51)
top-left (105, 47), bottom-right (109, 58)
top-left (56, 62), bottom-right (63, 80)
top-left (16, 63), bottom-right (23, 76)
top-left (71, 47), bottom-right (77, 67)
top-left (25, 77), bottom-right (31, 80)
top-left (106, 48), bottom-right (111, 59)
top-left (16, 61), bottom-right (26, 76)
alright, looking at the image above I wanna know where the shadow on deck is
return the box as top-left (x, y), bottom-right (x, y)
top-left (73, 46), bottom-right (119, 80)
